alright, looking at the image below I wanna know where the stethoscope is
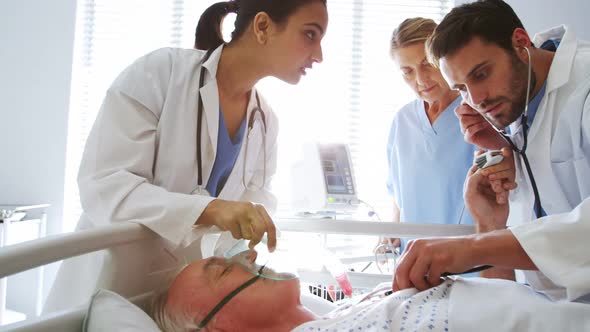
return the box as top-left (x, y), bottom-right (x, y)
top-left (489, 47), bottom-right (544, 218)
top-left (195, 49), bottom-right (268, 195)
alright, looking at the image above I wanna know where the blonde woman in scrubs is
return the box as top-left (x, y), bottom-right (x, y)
top-left (381, 18), bottom-right (477, 253)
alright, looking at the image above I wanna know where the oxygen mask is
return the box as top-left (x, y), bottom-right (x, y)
top-left (224, 237), bottom-right (353, 297)
top-left (225, 240), bottom-right (299, 281)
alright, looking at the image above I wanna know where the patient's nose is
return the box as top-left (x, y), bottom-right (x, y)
top-left (233, 249), bottom-right (257, 262)
top-left (244, 249), bottom-right (258, 263)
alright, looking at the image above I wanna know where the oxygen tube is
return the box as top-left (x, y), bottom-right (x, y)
top-left (321, 247), bottom-right (353, 297)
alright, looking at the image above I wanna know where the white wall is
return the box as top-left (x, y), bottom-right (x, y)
top-left (456, 0), bottom-right (590, 40)
top-left (0, 1), bottom-right (77, 233)
top-left (0, 0), bottom-right (77, 318)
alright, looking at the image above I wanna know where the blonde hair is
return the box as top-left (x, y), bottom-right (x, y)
top-left (390, 17), bottom-right (437, 57)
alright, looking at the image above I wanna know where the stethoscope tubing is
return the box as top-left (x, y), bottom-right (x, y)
top-left (494, 47), bottom-right (544, 218)
top-left (499, 121), bottom-right (543, 218)
top-left (195, 48), bottom-right (267, 194)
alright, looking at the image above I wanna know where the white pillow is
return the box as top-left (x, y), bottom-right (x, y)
top-left (83, 289), bottom-right (160, 332)
top-left (82, 288), bottom-right (337, 331)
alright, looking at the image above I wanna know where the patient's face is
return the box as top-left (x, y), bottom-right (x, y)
top-left (166, 252), bottom-right (302, 327)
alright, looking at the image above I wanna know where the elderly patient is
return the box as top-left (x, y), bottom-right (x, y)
top-left (151, 250), bottom-right (590, 332)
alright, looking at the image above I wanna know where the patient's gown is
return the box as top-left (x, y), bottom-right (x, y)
top-left (293, 277), bottom-right (590, 332)
top-left (293, 279), bottom-right (452, 332)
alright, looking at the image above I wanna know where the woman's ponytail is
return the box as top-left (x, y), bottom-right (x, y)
top-left (196, 0), bottom-right (327, 50)
top-left (194, 1), bottom-right (240, 50)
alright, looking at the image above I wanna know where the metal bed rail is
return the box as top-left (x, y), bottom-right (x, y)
top-left (275, 218), bottom-right (475, 238)
top-left (0, 219), bottom-right (475, 279)
top-left (0, 223), bottom-right (157, 279)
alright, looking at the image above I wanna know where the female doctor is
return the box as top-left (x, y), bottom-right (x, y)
top-left (44, 0), bottom-right (328, 312)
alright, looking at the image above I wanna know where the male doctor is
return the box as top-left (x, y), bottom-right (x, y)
top-left (392, 0), bottom-right (590, 303)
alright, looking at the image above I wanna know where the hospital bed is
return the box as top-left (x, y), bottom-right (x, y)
top-left (0, 219), bottom-right (475, 332)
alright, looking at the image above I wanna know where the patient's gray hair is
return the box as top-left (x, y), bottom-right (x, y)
top-left (150, 264), bottom-right (205, 331)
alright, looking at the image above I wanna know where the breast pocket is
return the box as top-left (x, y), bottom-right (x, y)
top-left (547, 107), bottom-right (590, 209)
top-left (550, 155), bottom-right (590, 207)
top-left (243, 127), bottom-right (265, 192)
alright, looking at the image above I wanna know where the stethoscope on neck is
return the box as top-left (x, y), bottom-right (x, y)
top-left (195, 48), bottom-right (268, 195)
top-left (489, 46), bottom-right (544, 218)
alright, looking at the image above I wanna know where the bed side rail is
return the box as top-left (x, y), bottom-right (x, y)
top-left (0, 223), bottom-right (157, 279)
top-left (275, 218), bottom-right (475, 237)
top-left (0, 219), bottom-right (475, 280)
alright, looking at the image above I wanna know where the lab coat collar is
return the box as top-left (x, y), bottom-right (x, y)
top-left (197, 44), bottom-right (264, 196)
top-left (517, 25), bottom-right (577, 142)
top-left (533, 25), bottom-right (577, 94)
top-left (199, 44), bottom-right (225, 157)
top-left (202, 44), bottom-right (224, 78)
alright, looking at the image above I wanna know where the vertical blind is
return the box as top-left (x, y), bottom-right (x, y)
top-left (63, 0), bottom-right (454, 231)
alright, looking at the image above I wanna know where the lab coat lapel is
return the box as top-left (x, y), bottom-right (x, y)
top-left (200, 82), bottom-right (219, 155)
top-left (533, 25), bottom-right (575, 94)
top-left (198, 45), bottom-right (224, 185)
top-left (218, 89), bottom-right (262, 200)
top-left (528, 25), bottom-right (576, 143)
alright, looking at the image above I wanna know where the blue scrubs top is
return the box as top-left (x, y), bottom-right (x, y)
top-left (386, 96), bottom-right (477, 251)
top-left (206, 109), bottom-right (247, 197)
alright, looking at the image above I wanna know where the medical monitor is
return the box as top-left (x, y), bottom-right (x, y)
top-left (290, 142), bottom-right (359, 213)
top-left (319, 145), bottom-right (355, 196)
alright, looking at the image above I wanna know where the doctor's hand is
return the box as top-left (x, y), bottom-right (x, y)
top-left (464, 162), bottom-right (510, 233)
top-left (198, 199), bottom-right (277, 252)
top-left (476, 148), bottom-right (517, 206)
top-left (392, 237), bottom-right (476, 292)
top-left (455, 103), bottom-right (508, 150)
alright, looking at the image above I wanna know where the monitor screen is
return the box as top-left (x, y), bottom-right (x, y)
top-left (319, 145), bottom-right (355, 195)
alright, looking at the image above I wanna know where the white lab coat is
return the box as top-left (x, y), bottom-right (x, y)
top-left (44, 45), bottom-right (279, 312)
top-left (506, 26), bottom-right (590, 301)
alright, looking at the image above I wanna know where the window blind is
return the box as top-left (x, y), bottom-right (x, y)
top-left (63, 0), bottom-right (454, 231)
